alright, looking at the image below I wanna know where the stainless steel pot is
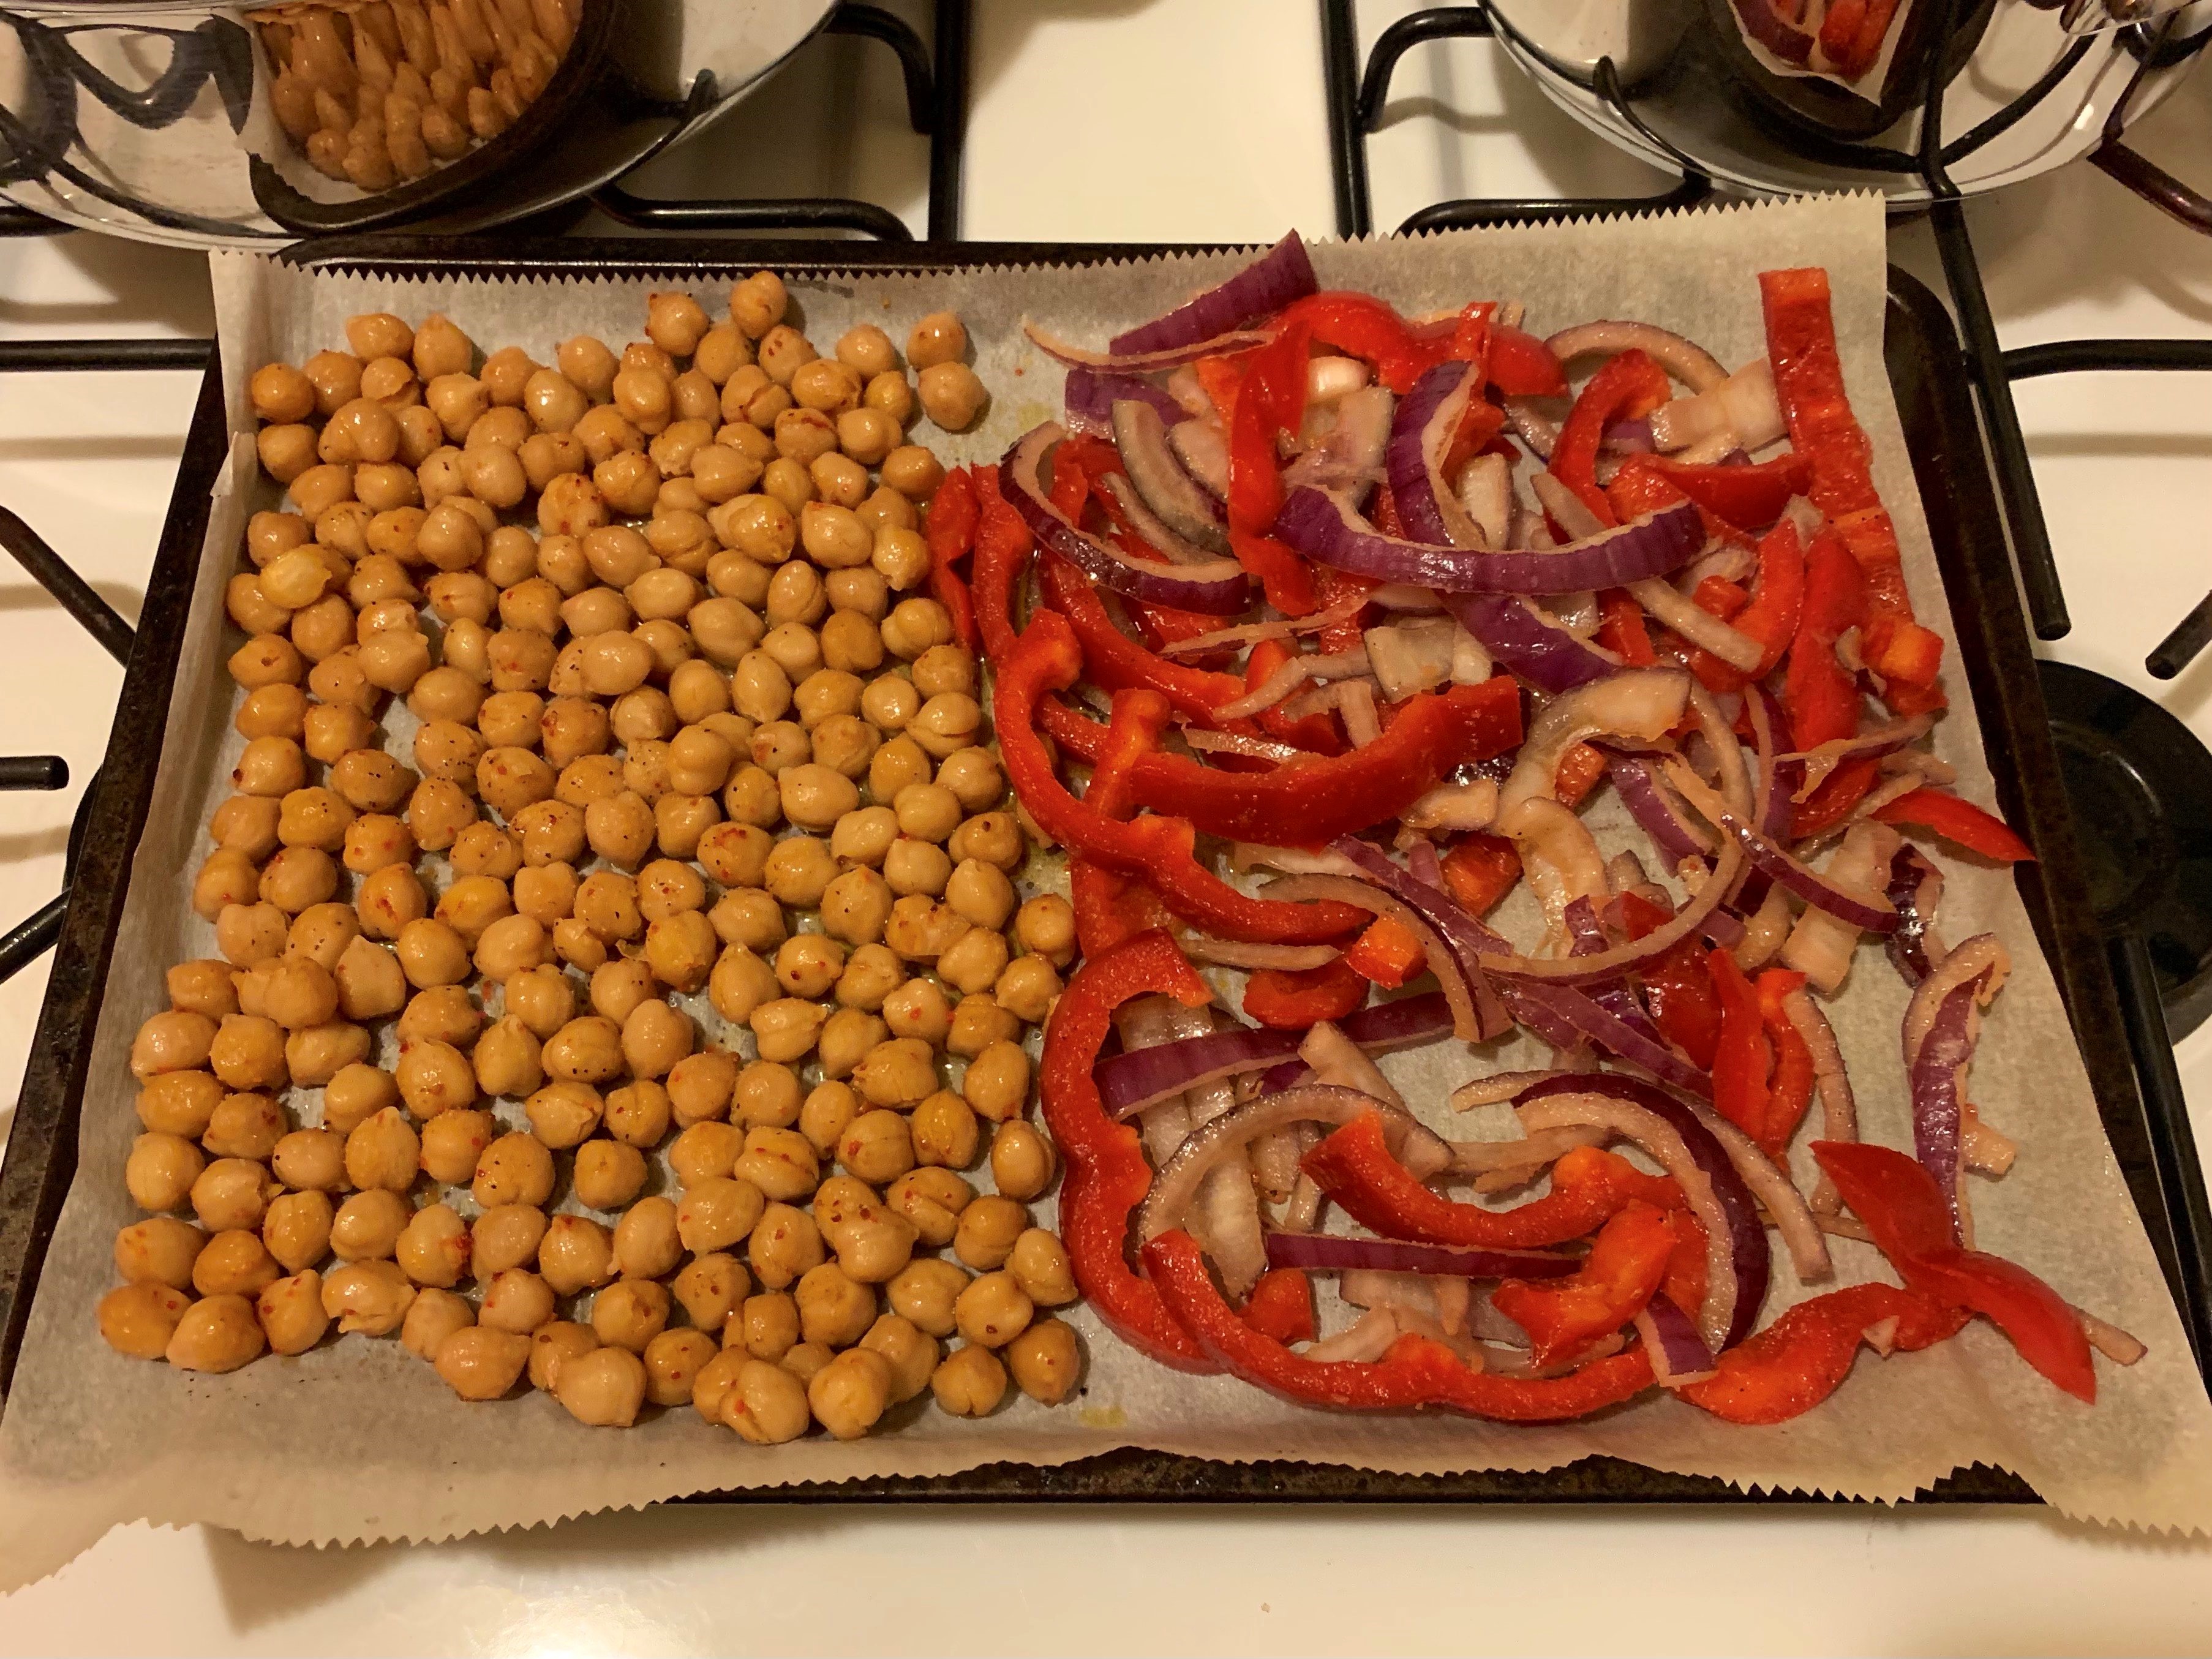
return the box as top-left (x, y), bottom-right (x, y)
top-left (0, 0), bottom-right (838, 246)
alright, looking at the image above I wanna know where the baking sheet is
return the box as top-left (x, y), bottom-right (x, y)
top-left (2, 194), bottom-right (2209, 1591)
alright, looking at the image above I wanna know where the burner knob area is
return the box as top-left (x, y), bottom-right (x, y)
top-left (2039, 658), bottom-right (2212, 1040)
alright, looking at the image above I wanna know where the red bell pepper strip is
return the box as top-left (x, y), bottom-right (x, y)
top-left (1783, 524), bottom-right (1866, 749)
top-left (1691, 574), bottom-right (1750, 624)
top-left (1276, 292), bottom-right (1493, 397)
top-left (1619, 890), bottom-right (1724, 1070)
top-left (1303, 1114), bottom-right (1683, 1250)
top-left (1144, 1228), bottom-right (1657, 1420)
top-left (1708, 948), bottom-right (1772, 1144)
top-left (1039, 932), bottom-right (1219, 1372)
top-left (1550, 348), bottom-right (1672, 525)
top-left (1488, 323), bottom-right (1568, 397)
top-left (1690, 516), bottom-right (1808, 693)
top-left (1312, 565), bottom-right (1379, 654)
top-left (1036, 554), bottom-right (1255, 730)
top-left (1491, 1200), bottom-right (1678, 1365)
top-left (1342, 916), bottom-right (1428, 990)
top-left (1787, 755), bottom-right (1879, 841)
top-left (1755, 968), bottom-right (1815, 1158)
top-left (1872, 788), bottom-right (2035, 863)
top-left (1678, 1281), bottom-right (1965, 1424)
top-left (1598, 590), bottom-right (1658, 665)
top-left (1442, 396), bottom-right (1507, 479)
top-left (1846, 0), bottom-right (1902, 78)
top-left (1049, 431), bottom-right (1121, 519)
top-left (996, 615), bottom-right (1367, 944)
top-left (1819, 0), bottom-right (1868, 71)
top-left (1811, 1142), bottom-right (2097, 1402)
top-left (1242, 954), bottom-right (1369, 1030)
top-left (972, 466), bottom-right (1031, 669)
top-left (1123, 674), bottom-right (1523, 849)
top-left (922, 465), bottom-right (981, 653)
top-left (1661, 1211), bottom-right (1710, 1326)
top-left (1227, 313), bottom-right (1317, 614)
top-left (1441, 833), bottom-right (1522, 917)
top-left (1647, 452), bottom-right (1815, 533)
top-left (1067, 690), bottom-right (1178, 956)
top-left (1759, 268), bottom-right (1943, 706)
top-left (1240, 1266), bottom-right (1317, 1346)
top-left (1246, 638), bottom-right (1345, 755)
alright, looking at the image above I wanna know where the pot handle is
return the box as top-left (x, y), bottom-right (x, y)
top-left (2091, 135), bottom-right (2212, 233)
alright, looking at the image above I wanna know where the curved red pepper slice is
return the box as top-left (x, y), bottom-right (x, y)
top-left (995, 613), bottom-right (1367, 944)
top-left (923, 466), bottom-right (980, 652)
top-left (972, 465), bottom-right (1031, 669)
top-left (1036, 554), bottom-right (1255, 731)
top-left (1617, 890), bottom-right (1723, 1070)
top-left (1754, 968), bottom-right (1815, 1159)
top-left (1489, 324), bottom-right (1568, 397)
top-left (1122, 674), bottom-right (1523, 848)
top-left (1302, 1113), bottom-right (1683, 1249)
top-left (1240, 1267), bottom-right (1317, 1346)
top-left (1551, 348), bottom-right (1672, 525)
top-left (1243, 954), bottom-right (1368, 1031)
top-left (1678, 1281), bottom-right (1965, 1424)
top-left (1788, 755), bottom-right (1879, 840)
top-left (1647, 453), bottom-right (1814, 532)
top-left (1872, 788), bottom-right (2034, 863)
top-left (1708, 947), bottom-right (1771, 1145)
top-left (1067, 689), bottom-right (1178, 957)
top-left (1491, 1200), bottom-right (1677, 1365)
top-left (1040, 933), bottom-right (1219, 1372)
top-left (1145, 1229), bottom-right (1657, 1419)
top-left (1783, 524), bottom-right (1866, 750)
top-left (1811, 1142), bottom-right (2097, 1402)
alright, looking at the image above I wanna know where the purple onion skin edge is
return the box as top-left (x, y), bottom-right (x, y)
top-left (1108, 230), bottom-right (1318, 356)
top-left (1514, 1072), bottom-right (1771, 1350)
top-left (1909, 976), bottom-right (1982, 1240)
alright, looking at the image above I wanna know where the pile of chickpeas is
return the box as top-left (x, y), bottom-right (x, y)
top-left (100, 273), bottom-right (1086, 1444)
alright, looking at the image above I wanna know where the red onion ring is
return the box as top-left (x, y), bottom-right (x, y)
top-left (1388, 359), bottom-right (1491, 549)
top-left (1110, 399), bottom-right (1228, 551)
top-left (1064, 367), bottom-right (1186, 435)
top-left (1545, 320), bottom-right (1729, 393)
top-left (1636, 1292), bottom-right (1719, 1386)
top-left (1025, 318), bottom-right (1270, 374)
top-left (1001, 423), bottom-right (1254, 615)
top-left (1884, 846), bottom-right (1946, 985)
top-left (1274, 486), bottom-right (1705, 595)
top-left (1253, 990), bottom-right (1458, 1096)
top-left (1663, 757), bottom-right (1899, 933)
top-left (1442, 592), bottom-right (1619, 694)
top-left (1108, 230), bottom-right (1318, 355)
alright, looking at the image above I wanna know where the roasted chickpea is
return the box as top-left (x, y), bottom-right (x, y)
top-left (471, 1014), bottom-right (543, 1099)
top-left (887, 1257), bottom-right (968, 1341)
top-left (114, 1215), bottom-right (208, 1292)
top-left (525, 1078), bottom-right (604, 1149)
top-left (419, 1107), bottom-right (495, 1186)
top-left (621, 998), bottom-right (694, 1079)
top-left (394, 1202), bottom-right (471, 1288)
top-left (551, 1344), bottom-right (646, 1427)
top-left (329, 1187), bottom-right (411, 1262)
top-left (642, 910), bottom-right (718, 995)
top-left (470, 1204), bottom-right (549, 1277)
top-left (164, 1291), bottom-right (268, 1371)
top-left (401, 1285), bottom-right (475, 1362)
top-left (524, 1320), bottom-right (597, 1392)
top-left (255, 1190), bottom-right (331, 1277)
top-left (678, 1175), bottom-right (769, 1257)
top-left (635, 1326), bottom-right (715, 1409)
top-left (473, 914), bottom-right (549, 981)
top-left (250, 426), bottom-right (310, 486)
top-left (404, 778), bottom-right (477, 851)
top-left (322, 1061), bottom-right (399, 1134)
top-left (433, 1325), bottom-right (532, 1401)
top-left (817, 1008), bottom-right (887, 1082)
top-left (184, 1229), bottom-right (276, 1304)
top-left (591, 1278), bottom-right (671, 1355)
top-left (881, 979), bottom-right (952, 1048)
top-left (748, 996), bottom-right (828, 1066)
top-left (960, 1040), bottom-right (1032, 1124)
top-left (745, 1199), bottom-right (824, 1292)
top-left (503, 963), bottom-right (577, 1039)
top-left (762, 836), bottom-right (837, 910)
top-left (668, 1123), bottom-right (742, 1194)
top-left (657, 1050), bottom-right (732, 1131)
top-left (472, 1131), bottom-right (555, 1209)
top-left (533, 1213), bottom-right (615, 1298)
top-left (733, 1126), bottom-right (820, 1205)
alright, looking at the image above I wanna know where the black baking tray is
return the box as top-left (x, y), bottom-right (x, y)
top-left (0, 240), bottom-right (2192, 1509)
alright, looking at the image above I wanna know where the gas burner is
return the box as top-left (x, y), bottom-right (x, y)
top-left (2039, 658), bottom-right (2212, 1039)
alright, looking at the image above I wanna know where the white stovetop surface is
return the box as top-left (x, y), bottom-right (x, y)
top-left (3, 2), bottom-right (2211, 1650)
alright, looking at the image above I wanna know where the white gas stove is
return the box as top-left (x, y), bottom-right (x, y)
top-left (2, 2), bottom-right (2210, 1647)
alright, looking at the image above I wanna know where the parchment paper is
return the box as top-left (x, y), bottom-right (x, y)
top-left (4, 194), bottom-right (2209, 1592)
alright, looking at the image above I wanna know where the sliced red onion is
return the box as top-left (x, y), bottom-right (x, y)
top-left (1513, 1079), bottom-right (1767, 1350)
top-left (1327, 839), bottom-right (1515, 1039)
top-left (1502, 394), bottom-right (1562, 461)
top-left (1782, 714), bottom-right (1938, 803)
top-left (1212, 644), bottom-right (1370, 720)
top-left (1266, 1232), bottom-right (1579, 1281)
top-left (1546, 321), bottom-right (1728, 393)
top-left (1097, 473), bottom-right (1221, 571)
top-left (1636, 1292), bottom-right (1719, 1387)
top-left (1443, 593), bottom-right (1618, 693)
top-left (1780, 821), bottom-right (1905, 995)
top-left (1283, 385), bottom-right (1395, 499)
top-left (1364, 617), bottom-right (1462, 702)
top-left (1170, 419), bottom-right (1230, 499)
top-left (1653, 357), bottom-right (1788, 453)
top-left (1254, 990), bottom-right (1456, 1094)
top-left (1663, 758), bottom-right (1899, 933)
top-left (1499, 797), bottom-right (1609, 940)
top-left (1447, 1119), bottom-right (1606, 1165)
top-left (1406, 838), bottom-right (1444, 888)
top-left (1609, 755), bottom-right (1716, 865)
top-left (1728, 884), bottom-right (1793, 971)
top-left (1629, 574), bottom-right (1765, 672)
top-left (1001, 424), bottom-right (1253, 615)
top-left (1457, 452), bottom-right (1513, 549)
top-left (1135, 1084), bottom-right (1450, 1244)
top-left (1388, 359), bottom-right (1491, 549)
top-left (1107, 230), bottom-right (1317, 355)
top-left (1904, 934), bottom-right (2008, 1072)
top-left (1111, 399), bottom-right (1228, 551)
top-left (1910, 968), bottom-right (1992, 1240)
top-left (1276, 486), bottom-right (1704, 596)
top-left (1746, 684), bottom-right (1793, 841)
top-left (1025, 319), bottom-right (1270, 374)
top-left (1301, 1019), bottom-right (1404, 1112)
top-left (1099, 1023), bottom-right (1301, 1119)
top-left (1500, 666), bottom-right (1693, 819)
top-left (1603, 418), bottom-right (1657, 455)
top-left (1884, 846), bottom-right (1946, 985)
top-left (1564, 896), bottom-right (1665, 1045)
top-left (1506, 977), bottom-right (1715, 1099)
top-left (1303, 1307), bottom-right (1402, 1363)
top-left (1785, 986), bottom-right (1857, 1214)
top-left (1065, 367), bottom-right (1186, 435)
top-left (1179, 728), bottom-right (1306, 764)
top-left (1179, 936), bottom-right (1341, 972)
